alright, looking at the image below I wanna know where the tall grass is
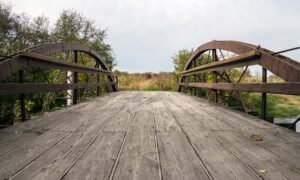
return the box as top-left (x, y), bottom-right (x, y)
top-left (114, 71), bottom-right (175, 91)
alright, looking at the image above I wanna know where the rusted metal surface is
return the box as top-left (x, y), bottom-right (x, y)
top-left (0, 43), bottom-right (111, 70)
top-left (181, 50), bottom-right (260, 76)
top-left (180, 40), bottom-right (300, 85)
top-left (178, 40), bottom-right (300, 119)
top-left (0, 52), bottom-right (111, 80)
top-left (0, 42), bottom-right (117, 92)
top-left (0, 43), bottom-right (118, 121)
top-left (179, 82), bottom-right (300, 95)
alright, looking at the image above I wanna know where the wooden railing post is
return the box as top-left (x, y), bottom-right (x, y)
top-left (73, 50), bottom-right (78, 104)
top-left (96, 63), bottom-right (100, 96)
top-left (262, 67), bottom-right (267, 120)
top-left (115, 75), bottom-right (119, 91)
top-left (212, 49), bottom-right (218, 103)
top-left (19, 70), bottom-right (26, 122)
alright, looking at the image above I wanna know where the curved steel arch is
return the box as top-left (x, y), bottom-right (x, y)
top-left (178, 40), bottom-right (300, 121)
top-left (0, 42), bottom-right (117, 91)
top-left (29, 43), bottom-right (111, 71)
top-left (181, 40), bottom-right (300, 83)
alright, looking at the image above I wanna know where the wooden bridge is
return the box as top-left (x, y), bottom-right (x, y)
top-left (0, 41), bottom-right (300, 179)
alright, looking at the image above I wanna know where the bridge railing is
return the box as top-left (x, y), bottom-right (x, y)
top-left (178, 40), bottom-right (300, 123)
top-left (0, 43), bottom-right (118, 123)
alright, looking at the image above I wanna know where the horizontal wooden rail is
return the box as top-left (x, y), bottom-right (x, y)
top-left (0, 82), bottom-right (115, 95)
top-left (182, 50), bottom-right (261, 76)
top-left (179, 82), bottom-right (300, 95)
top-left (20, 52), bottom-right (112, 74)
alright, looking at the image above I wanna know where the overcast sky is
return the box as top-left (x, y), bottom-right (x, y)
top-left (3, 0), bottom-right (300, 72)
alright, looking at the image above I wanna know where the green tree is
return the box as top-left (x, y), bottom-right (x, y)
top-left (0, 2), bottom-right (116, 125)
top-left (53, 10), bottom-right (116, 69)
top-left (172, 49), bottom-right (193, 89)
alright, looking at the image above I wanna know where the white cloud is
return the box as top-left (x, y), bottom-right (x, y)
top-left (3, 0), bottom-right (300, 72)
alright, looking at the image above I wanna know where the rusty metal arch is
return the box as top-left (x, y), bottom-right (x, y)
top-left (178, 40), bottom-right (300, 120)
top-left (181, 40), bottom-right (300, 83)
top-left (29, 43), bottom-right (111, 70)
top-left (0, 42), bottom-right (117, 91)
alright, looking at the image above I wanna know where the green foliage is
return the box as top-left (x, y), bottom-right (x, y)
top-left (0, 1), bottom-right (116, 126)
top-left (172, 49), bottom-right (192, 82)
top-left (144, 84), bottom-right (159, 91)
top-left (172, 48), bottom-right (300, 118)
top-left (53, 10), bottom-right (116, 69)
top-left (242, 93), bottom-right (300, 118)
top-left (115, 71), bottom-right (174, 91)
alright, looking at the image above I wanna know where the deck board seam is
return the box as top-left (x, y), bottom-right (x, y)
top-left (198, 107), bottom-right (300, 169)
top-left (159, 92), bottom-right (213, 180)
top-left (108, 111), bottom-right (137, 180)
top-left (0, 93), bottom-right (123, 157)
top-left (9, 132), bottom-right (71, 179)
top-left (105, 92), bottom-right (143, 180)
top-left (212, 131), bottom-right (265, 180)
top-left (171, 92), bottom-right (300, 178)
top-left (153, 117), bottom-right (163, 180)
top-left (0, 133), bottom-right (46, 158)
top-left (181, 93), bottom-right (294, 133)
top-left (59, 93), bottom-right (141, 180)
top-left (151, 94), bottom-right (163, 180)
top-left (168, 92), bottom-right (265, 179)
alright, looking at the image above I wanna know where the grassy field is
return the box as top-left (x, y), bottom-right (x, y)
top-left (114, 71), bottom-right (175, 91)
top-left (243, 93), bottom-right (300, 118)
top-left (241, 75), bottom-right (300, 118)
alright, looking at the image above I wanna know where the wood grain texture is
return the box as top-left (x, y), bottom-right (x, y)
top-left (214, 130), bottom-right (300, 180)
top-left (112, 95), bottom-right (161, 180)
top-left (162, 92), bottom-right (260, 180)
top-left (9, 92), bottom-right (135, 180)
top-left (152, 94), bottom-right (210, 180)
top-left (0, 131), bottom-right (69, 179)
top-left (172, 92), bottom-right (300, 167)
top-left (63, 132), bottom-right (125, 180)
top-left (0, 92), bottom-right (299, 180)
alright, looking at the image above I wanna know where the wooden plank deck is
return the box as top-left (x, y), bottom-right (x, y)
top-left (0, 91), bottom-right (299, 180)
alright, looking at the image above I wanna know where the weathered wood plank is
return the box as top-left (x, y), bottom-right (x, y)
top-left (165, 92), bottom-right (232, 131)
top-left (0, 92), bottom-right (299, 180)
top-left (152, 94), bottom-right (210, 180)
top-left (214, 130), bottom-right (300, 179)
top-left (173, 92), bottom-right (300, 167)
top-left (0, 92), bottom-right (123, 158)
top-left (60, 132), bottom-right (125, 180)
top-left (236, 128), bottom-right (300, 167)
top-left (112, 96), bottom-right (161, 180)
top-left (7, 92), bottom-right (135, 179)
top-left (173, 92), bottom-right (271, 130)
top-left (0, 132), bottom-right (40, 156)
top-left (0, 131), bottom-right (69, 179)
top-left (162, 92), bottom-right (260, 179)
top-left (10, 132), bottom-right (83, 180)
top-left (103, 93), bottom-right (142, 133)
top-left (60, 93), bottom-right (142, 180)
